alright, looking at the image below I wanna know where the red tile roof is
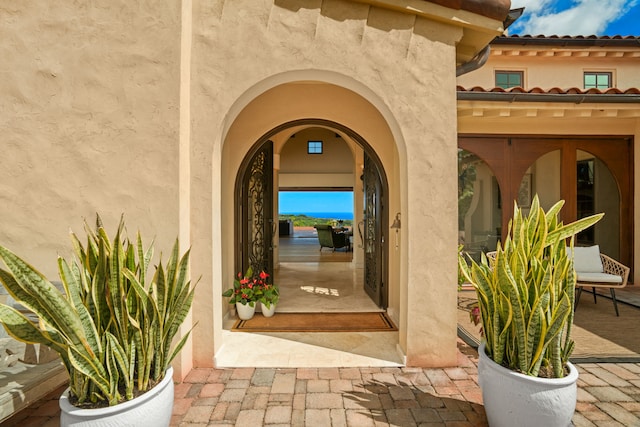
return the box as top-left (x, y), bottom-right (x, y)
top-left (493, 35), bottom-right (640, 47)
top-left (456, 86), bottom-right (640, 103)
top-left (458, 86), bottom-right (640, 95)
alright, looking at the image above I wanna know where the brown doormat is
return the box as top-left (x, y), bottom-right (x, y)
top-left (232, 312), bottom-right (397, 332)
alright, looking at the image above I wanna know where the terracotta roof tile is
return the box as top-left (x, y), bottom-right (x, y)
top-left (505, 34), bottom-right (640, 40)
top-left (492, 34), bottom-right (640, 46)
top-left (456, 86), bottom-right (640, 96)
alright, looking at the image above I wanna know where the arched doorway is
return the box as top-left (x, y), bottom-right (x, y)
top-left (235, 119), bottom-right (390, 314)
top-left (457, 148), bottom-right (502, 261)
top-left (459, 136), bottom-right (632, 277)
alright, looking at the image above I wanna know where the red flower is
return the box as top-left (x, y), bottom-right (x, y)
top-left (259, 271), bottom-right (269, 280)
top-left (240, 278), bottom-right (249, 285)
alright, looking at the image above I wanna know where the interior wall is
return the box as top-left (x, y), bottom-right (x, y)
top-left (280, 127), bottom-right (354, 181)
top-left (533, 151), bottom-right (561, 211)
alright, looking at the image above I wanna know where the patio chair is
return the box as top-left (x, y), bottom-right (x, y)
top-left (571, 245), bottom-right (630, 316)
top-left (314, 224), bottom-right (349, 252)
top-left (485, 251), bottom-right (497, 265)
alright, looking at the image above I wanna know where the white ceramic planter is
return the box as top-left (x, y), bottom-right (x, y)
top-left (59, 367), bottom-right (174, 427)
top-left (478, 343), bottom-right (578, 427)
top-left (260, 302), bottom-right (276, 317)
top-left (235, 302), bottom-right (256, 320)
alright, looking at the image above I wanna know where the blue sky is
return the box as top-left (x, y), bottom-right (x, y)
top-left (509, 0), bottom-right (639, 36)
top-left (279, 191), bottom-right (354, 214)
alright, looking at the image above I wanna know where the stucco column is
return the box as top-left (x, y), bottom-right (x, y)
top-left (401, 25), bottom-right (461, 367)
top-left (403, 128), bottom-right (459, 367)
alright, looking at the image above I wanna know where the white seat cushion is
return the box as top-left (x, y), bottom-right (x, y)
top-left (576, 272), bottom-right (622, 284)
top-left (571, 245), bottom-right (604, 273)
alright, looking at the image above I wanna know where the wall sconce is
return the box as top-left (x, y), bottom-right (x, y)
top-left (390, 213), bottom-right (401, 249)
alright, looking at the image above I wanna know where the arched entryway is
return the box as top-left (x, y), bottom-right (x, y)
top-left (234, 119), bottom-right (390, 315)
top-left (458, 135), bottom-right (633, 278)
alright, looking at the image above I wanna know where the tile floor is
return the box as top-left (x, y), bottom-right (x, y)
top-left (274, 262), bottom-right (381, 313)
top-left (217, 252), bottom-right (392, 369)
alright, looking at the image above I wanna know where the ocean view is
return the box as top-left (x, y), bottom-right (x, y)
top-left (280, 212), bottom-right (353, 220)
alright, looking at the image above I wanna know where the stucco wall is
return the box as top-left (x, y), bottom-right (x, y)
top-left (457, 50), bottom-right (640, 90)
top-left (0, 2), bottom-right (182, 277)
top-left (1, 0), bottom-right (504, 371)
top-left (190, 0), bottom-right (465, 367)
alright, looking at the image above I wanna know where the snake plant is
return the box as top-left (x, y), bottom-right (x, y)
top-left (459, 195), bottom-right (602, 378)
top-left (0, 216), bottom-right (196, 406)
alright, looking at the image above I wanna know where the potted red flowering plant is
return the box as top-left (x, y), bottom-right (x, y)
top-left (222, 267), bottom-right (272, 320)
top-left (257, 272), bottom-right (279, 318)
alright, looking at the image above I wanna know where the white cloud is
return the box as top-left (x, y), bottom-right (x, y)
top-left (510, 0), bottom-right (555, 15)
top-left (509, 0), bottom-right (638, 36)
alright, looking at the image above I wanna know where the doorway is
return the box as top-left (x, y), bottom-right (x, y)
top-left (235, 120), bottom-right (389, 314)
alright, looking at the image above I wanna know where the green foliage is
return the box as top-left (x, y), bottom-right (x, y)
top-left (222, 267), bottom-right (279, 308)
top-left (458, 149), bottom-right (479, 229)
top-left (0, 215), bottom-right (197, 406)
top-left (279, 214), bottom-right (352, 228)
top-left (259, 281), bottom-right (279, 309)
top-left (459, 195), bottom-right (603, 378)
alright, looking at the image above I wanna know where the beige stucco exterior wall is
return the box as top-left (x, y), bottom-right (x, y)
top-left (0, 1), bottom-right (182, 277)
top-left (188, 0), bottom-right (473, 367)
top-left (457, 50), bottom-right (640, 90)
top-left (2, 0), bottom-right (508, 376)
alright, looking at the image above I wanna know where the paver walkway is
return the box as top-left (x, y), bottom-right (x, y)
top-left (5, 339), bottom-right (640, 426)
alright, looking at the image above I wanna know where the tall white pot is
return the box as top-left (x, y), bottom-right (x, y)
top-left (478, 343), bottom-right (578, 427)
top-left (59, 367), bottom-right (174, 427)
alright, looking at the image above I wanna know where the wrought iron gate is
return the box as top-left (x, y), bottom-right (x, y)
top-left (239, 141), bottom-right (274, 276)
top-left (363, 152), bottom-right (386, 307)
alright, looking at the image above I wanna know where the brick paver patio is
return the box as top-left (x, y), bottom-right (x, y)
top-left (5, 339), bottom-right (640, 426)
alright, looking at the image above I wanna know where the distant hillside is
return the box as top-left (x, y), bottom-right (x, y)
top-left (279, 214), bottom-right (353, 228)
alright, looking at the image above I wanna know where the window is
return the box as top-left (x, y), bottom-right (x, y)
top-left (495, 71), bottom-right (523, 89)
top-left (584, 72), bottom-right (612, 89)
top-left (307, 141), bottom-right (323, 154)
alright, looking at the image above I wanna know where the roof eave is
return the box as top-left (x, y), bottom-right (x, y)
top-left (492, 35), bottom-right (640, 48)
top-left (457, 92), bottom-right (640, 104)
